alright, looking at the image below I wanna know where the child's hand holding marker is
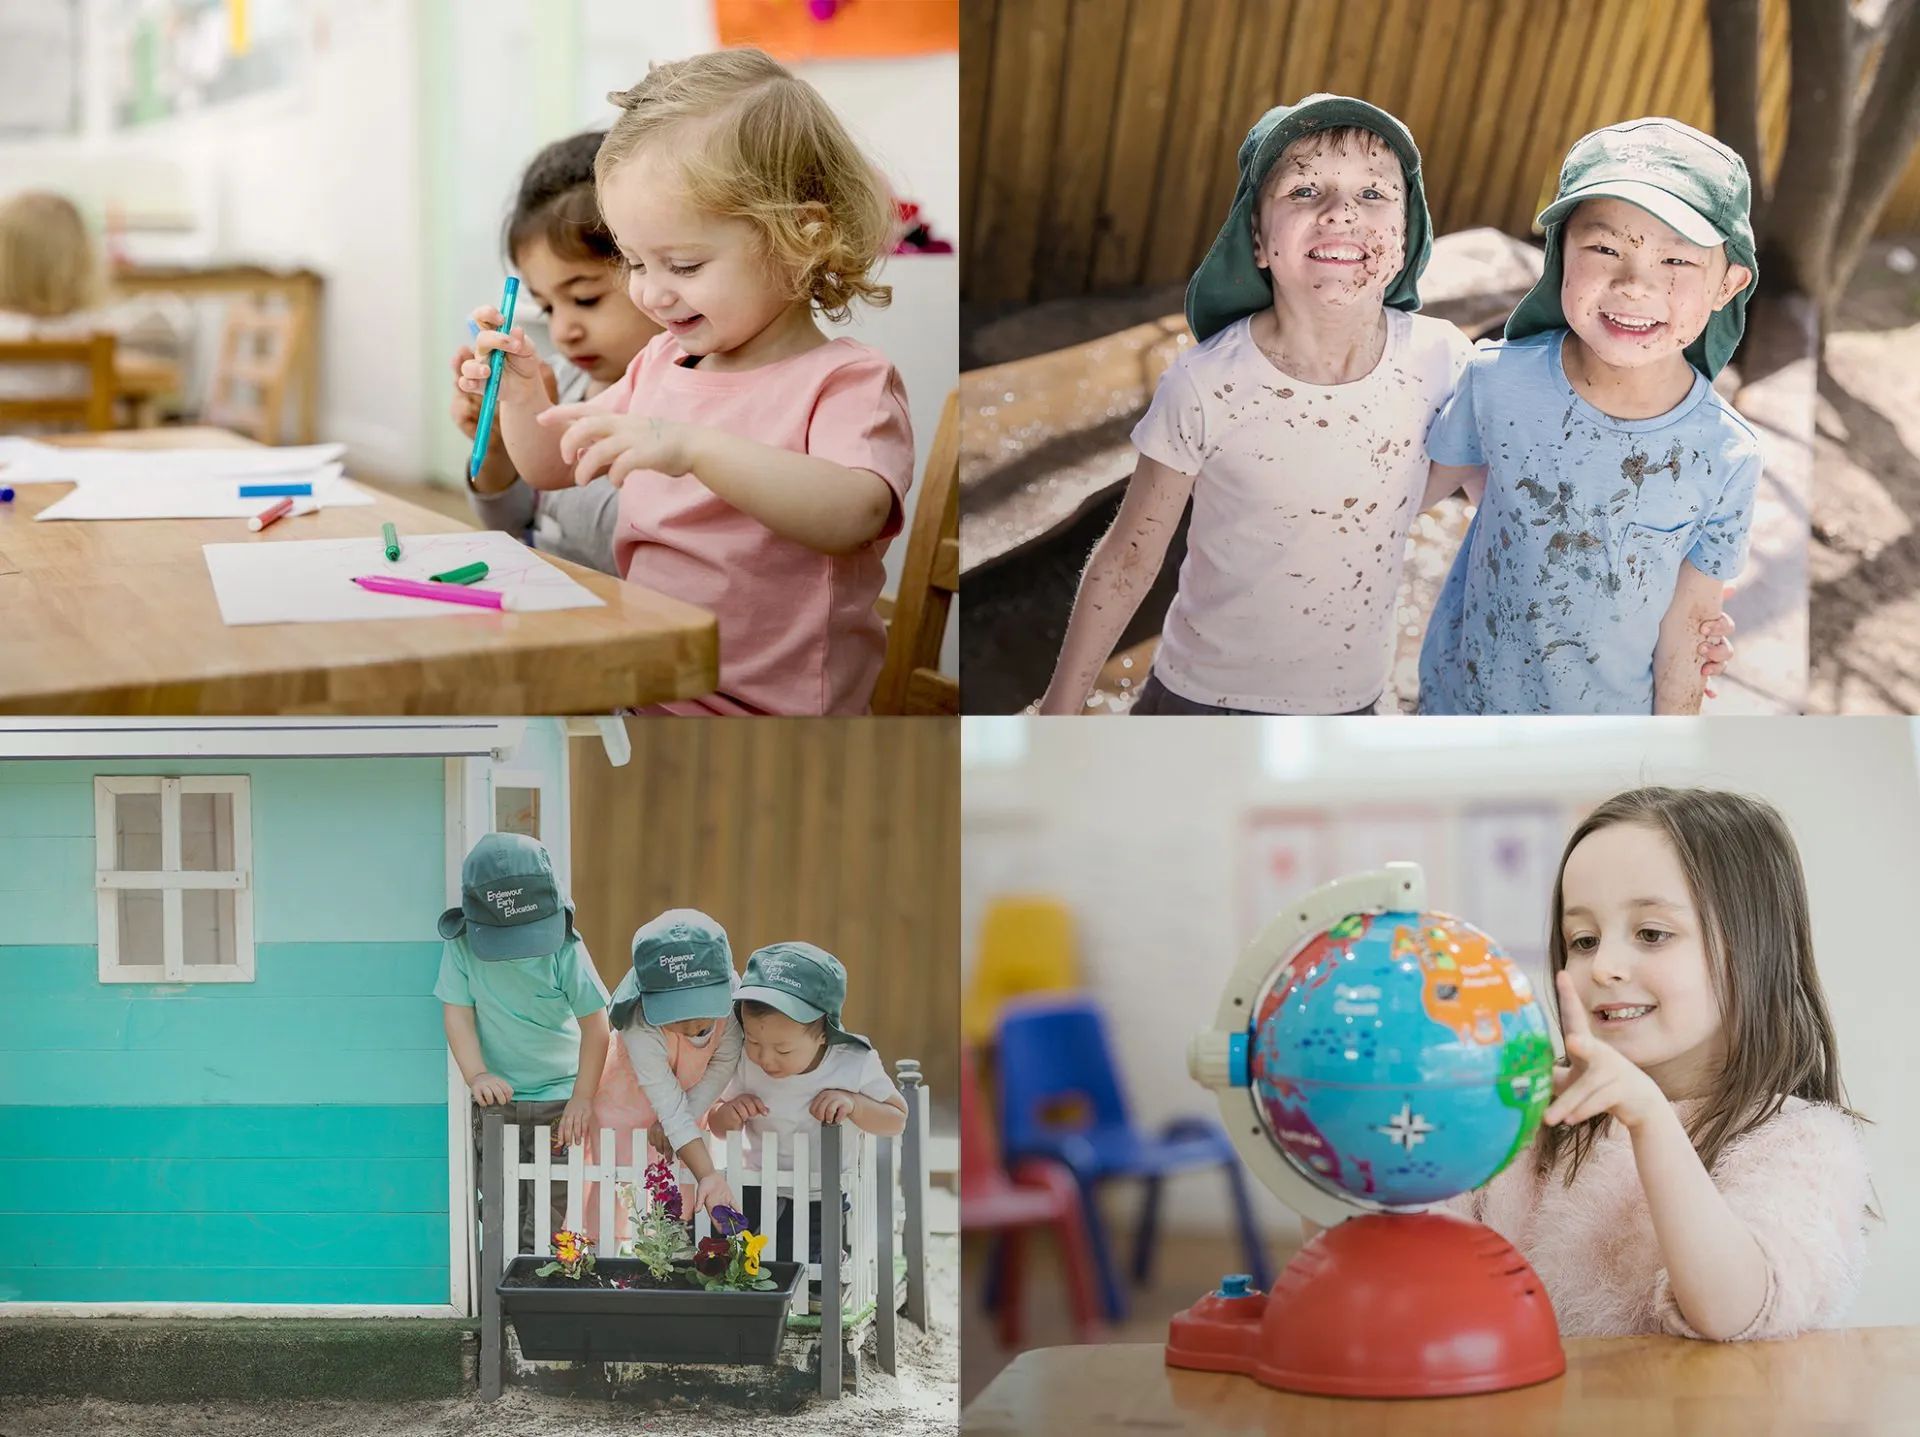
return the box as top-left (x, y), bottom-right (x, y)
top-left (538, 404), bottom-right (698, 487)
top-left (458, 304), bottom-right (546, 406)
top-left (1543, 969), bottom-right (1667, 1133)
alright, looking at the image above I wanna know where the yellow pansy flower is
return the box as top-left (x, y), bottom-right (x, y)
top-left (742, 1231), bottom-right (767, 1277)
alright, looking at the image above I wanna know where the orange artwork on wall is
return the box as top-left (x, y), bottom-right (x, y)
top-left (713, 0), bottom-right (958, 61)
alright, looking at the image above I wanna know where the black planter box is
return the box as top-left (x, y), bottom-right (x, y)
top-left (496, 1257), bottom-right (806, 1365)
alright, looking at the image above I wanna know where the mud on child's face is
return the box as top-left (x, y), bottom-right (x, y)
top-left (741, 1006), bottom-right (827, 1078)
top-left (1559, 197), bottom-right (1751, 372)
top-left (1250, 134), bottom-right (1406, 309)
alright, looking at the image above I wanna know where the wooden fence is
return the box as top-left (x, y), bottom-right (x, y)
top-left (965, 0), bottom-right (1920, 308)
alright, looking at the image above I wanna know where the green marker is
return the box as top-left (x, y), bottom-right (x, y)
top-left (429, 561), bottom-right (489, 586)
top-left (382, 522), bottom-right (400, 562)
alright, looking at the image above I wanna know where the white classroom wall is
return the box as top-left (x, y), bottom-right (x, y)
top-left (962, 718), bottom-right (1920, 1329)
top-left (0, 0), bottom-right (428, 476)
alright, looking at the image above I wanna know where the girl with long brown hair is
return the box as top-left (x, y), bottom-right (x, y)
top-left (1453, 786), bottom-right (1875, 1341)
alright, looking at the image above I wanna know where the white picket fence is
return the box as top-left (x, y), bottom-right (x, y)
top-left (478, 1059), bottom-right (933, 1402)
top-left (500, 1121), bottom-right (889, 1323)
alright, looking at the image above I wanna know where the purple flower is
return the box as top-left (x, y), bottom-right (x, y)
top-left (710, 1204), bottom-right (748, 1238)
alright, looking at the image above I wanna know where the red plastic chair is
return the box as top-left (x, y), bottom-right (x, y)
top-left (961, 1047), bottom-right (1102, 1347)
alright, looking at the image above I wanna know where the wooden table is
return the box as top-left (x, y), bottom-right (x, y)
top-left (962, 1333), bottom-right (1920, 1436)
top-left (112, 263), bottom-right (323, 443)
top-left (0, 427), bottom-right (718, 714)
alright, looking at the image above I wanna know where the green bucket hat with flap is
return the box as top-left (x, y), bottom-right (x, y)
top-left (608, 908), bottom-right (736, 1029)
top-left (1505, 116), bottom-right (1758, 379)
top-left (436, 832), bottom-right (575, 961)
top-left (1186, 93), bottom-right (1433, 344)
top-left (736, 941), bottom-right (869, 1049)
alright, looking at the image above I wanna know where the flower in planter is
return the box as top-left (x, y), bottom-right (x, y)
top-left (694, 1235), bottom-right (733, 1278)
top-left (742, 1230), bottom-right (768, 1279)
top-left (536, 1228), bottom-right (596, 1282)
top-left (642, 1155), bottom-right (684, 1222)
top-left (710, 1204), bottom-right (748, 1238)
top-left (626, 1156), bottom-right (695, 1280)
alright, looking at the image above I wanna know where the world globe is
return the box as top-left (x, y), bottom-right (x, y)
top-left (1249, 908), bottom-right (1554, 1207)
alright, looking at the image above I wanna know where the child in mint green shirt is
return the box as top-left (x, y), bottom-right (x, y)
top-left (435, 833), bottom-right (609, 1253)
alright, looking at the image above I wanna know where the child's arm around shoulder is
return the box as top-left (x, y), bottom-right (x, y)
top-left (1419, 462), bottom-right (1487, 513)
top-left (1653, 561), bottom-right (1725, 714)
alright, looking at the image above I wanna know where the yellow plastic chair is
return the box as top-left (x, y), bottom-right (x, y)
top-left (964, 896), bottom-right (1081, 1046)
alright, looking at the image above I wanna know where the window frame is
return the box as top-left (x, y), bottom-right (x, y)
top-left (94, 775), bottom-right (255, 984)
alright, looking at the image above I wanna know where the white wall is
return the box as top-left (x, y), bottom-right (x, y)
top-left (962, 718), bottom-right (1920, 1329)
top-left (0, 0), bottom-right (427, 475)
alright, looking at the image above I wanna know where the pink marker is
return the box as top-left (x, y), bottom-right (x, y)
top-left (351, 573), bottom-right (509, 610)
top-left (248, 497), bottom-right (295, 531)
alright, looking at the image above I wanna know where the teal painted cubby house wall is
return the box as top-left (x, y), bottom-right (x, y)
top-left (0, 756), bottom-right (453, 1307)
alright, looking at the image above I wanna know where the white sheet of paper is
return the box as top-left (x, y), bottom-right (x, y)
top-left (35, 468), bottom-right (366, 521)
top-left (0, 437), bottom-right (64, 478)
top-left (202, 530), bottom-right (606, 626)
top-left (0, 442), bottom-right (346, 483)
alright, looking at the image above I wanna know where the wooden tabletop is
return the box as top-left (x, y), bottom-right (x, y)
top-left (962, 1333), bottom-right (1920, 1436)
top-left (0, 427), bottom-right (718, 714)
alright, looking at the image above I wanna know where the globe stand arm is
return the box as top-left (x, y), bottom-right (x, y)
top-left (1186, 863), bottom-right (1427, 1236)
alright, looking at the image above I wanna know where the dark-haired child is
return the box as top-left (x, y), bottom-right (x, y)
top-left (449, 128), bottom-right (660, 575)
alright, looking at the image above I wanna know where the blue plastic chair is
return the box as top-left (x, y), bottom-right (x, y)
top-left (995, 995), bottom-right (1271, 1321)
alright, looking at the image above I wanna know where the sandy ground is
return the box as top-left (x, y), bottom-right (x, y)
top-left (0, 1232), bottom-right (960, 1437)
top-left (1808, 236), bottom-right (1920, 712)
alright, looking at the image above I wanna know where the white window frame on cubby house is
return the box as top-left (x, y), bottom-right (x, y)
top-left (94, 775), bottom-right (255, 984)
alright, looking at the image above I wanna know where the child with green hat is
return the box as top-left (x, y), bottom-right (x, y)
top-left (1418, 117), bottom-right (1763, 715)
top-left (708, 941), bottom-right (906, 1299)
top-left (1037, 94), bottom-right (1473, 716)
top-left (595, 908), bottom-right (744, 1217)
top-left (435, 832), bottom-right (610, 1252)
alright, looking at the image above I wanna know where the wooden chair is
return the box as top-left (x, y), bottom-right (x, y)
top-left (874, 387), bottom-right (959, 714)
top-left (203, 297), bottom-right (302, 444)
top-left (0, 333), bottom-right (116, 432)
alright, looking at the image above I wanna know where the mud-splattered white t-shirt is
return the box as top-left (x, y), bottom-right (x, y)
top-left (1130, 310), bottom-right (1472, 713)
top-left (1417, 329), bottom-right (1762, 714)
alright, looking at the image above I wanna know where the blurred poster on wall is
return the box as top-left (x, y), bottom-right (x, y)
top-left (1241, 810), bottom-right (1330, 943)
top-left (1459, 802), bottom-right (1576, 974)
top-left (714, 0), bottom-right (958, 60)
top-left (1330, 807), bottom-right (1449, 901)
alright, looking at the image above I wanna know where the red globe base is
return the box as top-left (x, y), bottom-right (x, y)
top-left (1166, 1211), bottom-right (1566, 1398)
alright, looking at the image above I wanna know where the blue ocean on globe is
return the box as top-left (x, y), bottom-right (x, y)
top-left (1249, 908), bottom-right (1554, 1207)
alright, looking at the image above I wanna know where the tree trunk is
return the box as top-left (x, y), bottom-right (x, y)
top-left (1708, 0), bottom-right (1769, 226)
top-left (1832, 0), bottom-right (1920, 295)
top-left (1762, 0), bottom-right (1859, 306)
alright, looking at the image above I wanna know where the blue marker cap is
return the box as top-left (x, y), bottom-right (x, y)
top-left (0, 486), bottom-right (14, 503)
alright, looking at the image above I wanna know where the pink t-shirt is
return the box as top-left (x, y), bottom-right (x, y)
top-left (590, 333), bottom-right (914, 716)
top-left (1444, 1097), bottom-right (1873, 1339)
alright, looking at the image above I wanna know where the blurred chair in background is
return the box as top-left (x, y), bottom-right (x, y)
top-left (203, 296), bottom-right (302, 444)
top-left (960, 1046), bottom-right (1102, 1347)
top-left (0, 332), bottom-right (115, 432)
top-left (997, 995), bottom-right (1270, 1321)
top-left (962, 895), bottom-right (1081, 1048)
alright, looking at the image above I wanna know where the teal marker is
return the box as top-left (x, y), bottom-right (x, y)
top-left (468, 275), bottom-right (520, 479)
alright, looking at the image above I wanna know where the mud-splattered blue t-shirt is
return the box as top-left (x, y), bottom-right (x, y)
top-left (1417, 330), bottom-right (1762, 714)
